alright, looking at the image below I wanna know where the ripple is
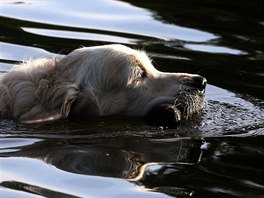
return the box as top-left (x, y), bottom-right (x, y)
top-left (22, 27), bottom-right (138, 44)
top-left (1, 0), bottom-right (217, 42)
top-left (185, 44), bottom-right (247, 55)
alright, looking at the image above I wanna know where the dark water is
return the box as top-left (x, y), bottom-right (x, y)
top-left (0, 0), bottom-right (263, 197)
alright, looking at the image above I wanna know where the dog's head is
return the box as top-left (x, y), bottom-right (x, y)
top-left (60, 44), bottom-right (206, 126)
top-left (14, 44), bottom-right (206, 125)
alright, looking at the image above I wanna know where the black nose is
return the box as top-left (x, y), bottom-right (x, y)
top-left (192, 75), bottom-right (207, 91)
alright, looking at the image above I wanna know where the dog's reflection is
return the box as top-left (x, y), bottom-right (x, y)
top-left (4, 137), bottom-right (204, 180)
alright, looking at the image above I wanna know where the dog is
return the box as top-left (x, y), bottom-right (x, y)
top-left (0, 44), bottom-right (206, 126)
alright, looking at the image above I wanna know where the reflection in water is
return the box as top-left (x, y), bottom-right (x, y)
top-left (1, 135), bottom-right (263, 197)
top-left (1, 157), bottom-right (171, 197)
top-left (0, 137), bottom-right (204, 179)
top-left (0, 136), bottom-right (205, 197)
top-left (0, 0), bottom-right (263, 197)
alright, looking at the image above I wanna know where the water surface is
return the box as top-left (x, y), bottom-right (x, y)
top-left (0, 0), bottom-right (263, 197)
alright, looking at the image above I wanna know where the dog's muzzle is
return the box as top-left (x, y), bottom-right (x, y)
top-left (145, 76), bottom-right (207, 127)
top-left (145, 103), bottom-right (182, 127)
top-left (190, 75), bottom-right (207, 93)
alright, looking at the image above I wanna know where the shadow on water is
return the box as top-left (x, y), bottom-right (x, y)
top-left (0, 0), bottom-right (264, 197)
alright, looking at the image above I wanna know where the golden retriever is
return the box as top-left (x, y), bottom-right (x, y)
top-left (0, 44), bottom-right (206, 126)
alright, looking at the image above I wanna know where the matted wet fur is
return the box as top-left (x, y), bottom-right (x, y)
top-left (0, 44), bottom-right (206, 125)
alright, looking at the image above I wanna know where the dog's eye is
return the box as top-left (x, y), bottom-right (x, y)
top-left (141, 71), bottom-right (147, 79)
top-left (133, 65), bottom-right (147, 82)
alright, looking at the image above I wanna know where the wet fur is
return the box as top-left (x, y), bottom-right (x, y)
top-left (0, 44), bottom-right (205, 123)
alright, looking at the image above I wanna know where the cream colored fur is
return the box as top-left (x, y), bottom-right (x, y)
top-left (0, 44), bottom-right (204, 123)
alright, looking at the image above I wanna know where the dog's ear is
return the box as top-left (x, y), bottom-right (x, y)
top-left (19, 105), bottom-right (64, 124)
top-left (20, 85), bottom-right (79, 124)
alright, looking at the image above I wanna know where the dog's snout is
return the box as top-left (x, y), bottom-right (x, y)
top-left (192, 75), bottom-right (207, 91)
